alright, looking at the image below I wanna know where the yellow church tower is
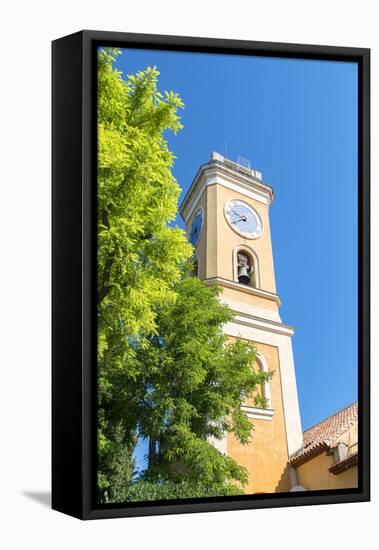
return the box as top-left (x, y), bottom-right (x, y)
top-left (179, 151), bottom-right (303, 493)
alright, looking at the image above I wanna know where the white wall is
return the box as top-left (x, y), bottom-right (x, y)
top-left (1, 1), bottom-right (377, 549)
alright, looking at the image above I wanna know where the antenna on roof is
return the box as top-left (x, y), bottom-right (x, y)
top-left (224, 139), bottom-right (228, 159)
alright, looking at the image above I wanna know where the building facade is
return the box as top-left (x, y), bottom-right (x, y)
top-left (179, 152), bottom-right (304, 493)
top-left (290, 401), bottom-right (358, 491)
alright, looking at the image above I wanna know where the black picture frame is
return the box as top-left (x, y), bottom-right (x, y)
top-left (52, 30), bottom-right (370, 520)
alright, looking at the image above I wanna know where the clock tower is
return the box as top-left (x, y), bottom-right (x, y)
top-left (179, 152), bottom-right (303, 493)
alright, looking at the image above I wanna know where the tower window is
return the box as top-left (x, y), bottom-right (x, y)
top-left (243, 353), bottom-right (272, 412)
top-left (250, 357), bottom-right (267, 405)
top-left (234, 248), bottom-right (258, 288)
top-left (255, 354), bottom-right (272, 409)
top-left (237, 252), bottom-right (253, 285)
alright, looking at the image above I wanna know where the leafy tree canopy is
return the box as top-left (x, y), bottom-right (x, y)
top-left (131, 278), bottom-right (271, 491)
top-left (97, 48), bottom-right (191, 497)
top-left (97, 49), bottom-right (272, 503)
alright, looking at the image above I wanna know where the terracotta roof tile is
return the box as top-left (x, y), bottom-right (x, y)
top-left (290, 402), bottom-right (358, 466)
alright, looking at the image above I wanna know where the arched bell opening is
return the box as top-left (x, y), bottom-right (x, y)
top-left (232, 245), bottom-right (260, 288)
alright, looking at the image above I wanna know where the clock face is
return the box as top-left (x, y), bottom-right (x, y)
top-left (224, 199), bottom-right (263, 239)
top-left (189, 209), bottom-right (203, 246)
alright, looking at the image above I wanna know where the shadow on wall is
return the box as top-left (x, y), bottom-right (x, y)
top-left (275, 463), bottom-right (293, 493)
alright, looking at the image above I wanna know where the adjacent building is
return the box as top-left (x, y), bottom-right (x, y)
top-left (290, 401), bottom-right (358, 491)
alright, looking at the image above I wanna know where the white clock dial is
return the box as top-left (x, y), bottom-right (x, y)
top-left (224, 199), bottom-right (263, 239)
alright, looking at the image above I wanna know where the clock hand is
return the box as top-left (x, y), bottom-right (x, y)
top-left (231, 210), bottom-right (248, 221)
top-left (231, 213), bottom-right (248, 223)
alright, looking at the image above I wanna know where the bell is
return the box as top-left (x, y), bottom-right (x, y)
top-left (238, 265), bottom-right (251, 285)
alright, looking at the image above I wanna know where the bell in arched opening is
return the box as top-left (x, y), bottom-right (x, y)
top-left (237, 252), bottom-right (253, 285)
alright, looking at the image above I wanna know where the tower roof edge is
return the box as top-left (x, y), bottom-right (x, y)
top-left (179, 153), bottom-right (274, 222)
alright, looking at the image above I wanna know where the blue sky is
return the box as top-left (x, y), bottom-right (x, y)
top-left (113, 48), bottom-right (358, 469)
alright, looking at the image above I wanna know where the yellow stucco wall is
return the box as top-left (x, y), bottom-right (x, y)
top-left (219, 286), bottom-right (279, 312)
top-left (296, 425), bottom-right (358, 490)
top-left (227, 341), bottom-right (291, 494)
top-left (187, 181), bottom-right (281, 313)
top-left (214, 185), bottom-right (277, 293)
top-left (183, 164), bottom-right (298, 495)
top-left (296, 452), bottom-right (358, 490)
top-left (187, 181), bottom-right (277, 293)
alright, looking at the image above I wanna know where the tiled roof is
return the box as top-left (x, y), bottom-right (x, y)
top-left (290, 402), bottom-right (358, 466)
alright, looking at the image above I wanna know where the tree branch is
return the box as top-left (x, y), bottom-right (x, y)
top-left (98, 208), bottom-right (114, 305)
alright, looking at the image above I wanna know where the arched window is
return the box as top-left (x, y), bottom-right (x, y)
top-left (241, 352), bottom-right (273, 420)
top-left (232, 245), bottom-right (260, 288)
top-left (254, 353), bottom-right (272, 409)
top-left (254, 368), bottom-right (266, 401)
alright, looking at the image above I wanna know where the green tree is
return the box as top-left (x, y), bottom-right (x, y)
top-left (129, 277), bottom-right (271, 496)
top-left (97, 49), bottom-right (272, 503)
top-left (97, 48), bottom-right (192, 500)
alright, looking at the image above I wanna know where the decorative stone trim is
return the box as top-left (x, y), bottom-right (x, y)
top-left (219, 299), bottom-right (294, 338)
top-left (329, 452), bottom-right (358, 475)
top-left (220, 296), bottom-right (282, 323)
top-left (241, 405), bottom-right (274, 421)
top-left (205, 276), bottom-right (282, 307)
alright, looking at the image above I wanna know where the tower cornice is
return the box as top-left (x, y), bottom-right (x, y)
top-left (179, 152), bottom-right (274, 223)
top-left (205, 276), bottom-right (282, 307)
